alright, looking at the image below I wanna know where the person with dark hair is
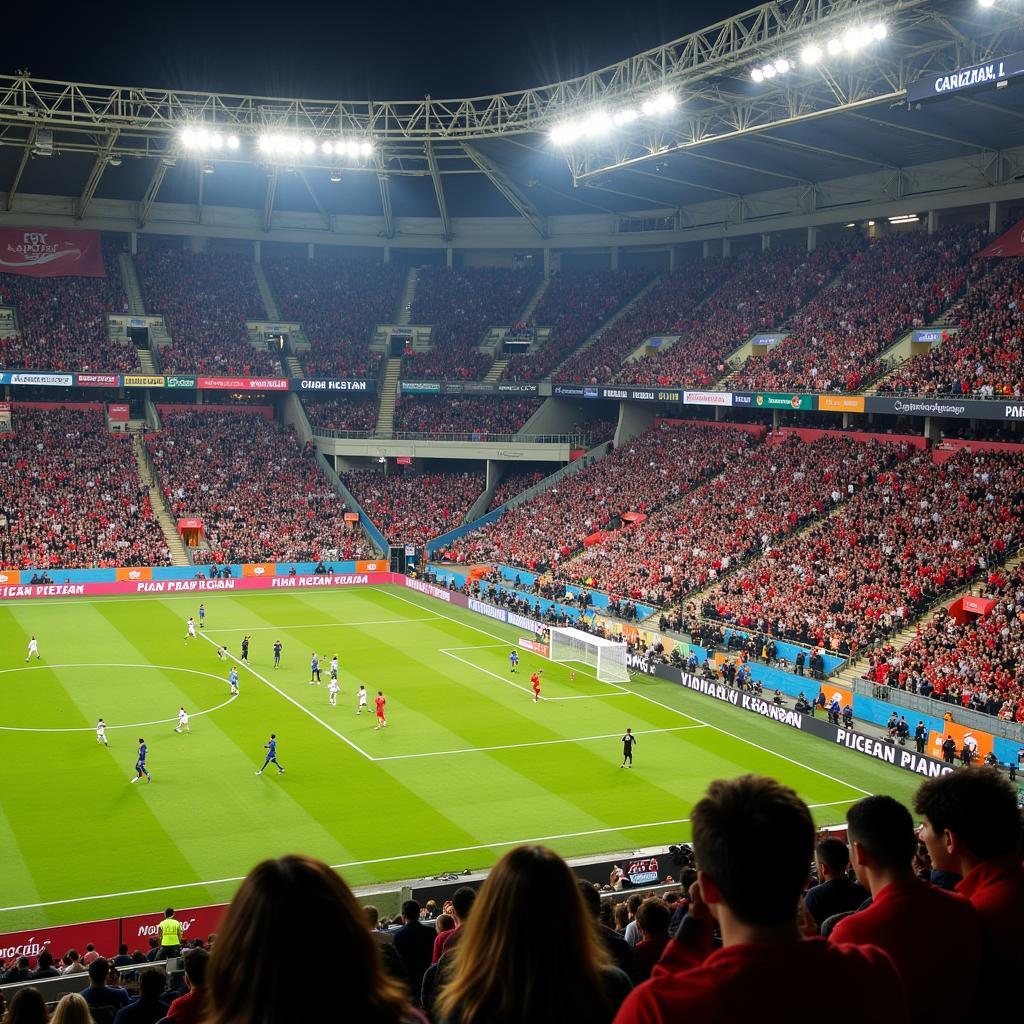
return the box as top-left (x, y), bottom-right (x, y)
top-left (80, 957), bottom-right (130, 1013)
top-left (392, 900), bottom-right (436, 1007)
top-left (2, 957), bottom-right (31, 983)
top-left (432, 886), bottom-right (476, 964)
top-left (111, 944), bottom-right (133, 969)
top-left (613, 775), bottom-right (906, 1024)
top-left (914, 767), bottom-right (1024, 979)
top-left (434, 845), bottom-right (631, 1024)
top-left (577, 881), bottom-right (635, 980)
top-left (829, 795), bottom-right (980, 1024)
top-left (164, 948), bottom-right (208, 1024)
top-left (206, 855), bottom-right (423, 1024)
top-left (112, 969), bottom-right (166, 1024)
top-left (631, 899), bottom-right (671, 982)
top-left (0, 987), bottom-right (48, 1024)
top-left (29, 950), bottom-right (60, 979)
top-left (803, 838), bottom-right (868, 929)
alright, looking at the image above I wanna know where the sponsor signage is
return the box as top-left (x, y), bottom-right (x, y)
top-left (115, 566), bottom-right (152, 582)
top-left (0, 918), bottom-right (120, 966)
top-left (241, 563), bottom-right (275, 577)
top-left (732, 392), bottom-right (754, 406)
top-left (124, 374), bottom-right (166, 388)
top-left (495, 382), bottom-right (539, 395)
top-left (441, 382), bottom-right (464, 395)
top-left (76, 373), bottom-right (121, 387)
top-left (395, 455), bottom-right (412, 465)
top-left (684, 390), bottom-right (733, 407)
top-left (753, 392), bottom-right (815, 410)
top-left (399, 381), bottom-right (442, 394)
top-left (912, 330), bottom-right (944, 345)
top-left (907, 51), bottom-right (1024, 103)
top-left (864, 396), bottom-right (1024, 422)
top-left (166, 375), bottom-right (198, 389)
top-left (120, 903), bottom-right (227, 947)
top-left (0, 570), bottom-right (20, 584)
top-left (583, 386), bottom-right (600, 398)
top-left (355, 560), bottom-right (384, 573)
top-left (5, 372), bottom-right (75, 387)
top-left (403, 576), bottom-right (451, 602)
top-left (519, 637), bottom-right (550, 656)
top-left (198, 376), bottom-right (289, 391)
top-left (818, 395), bottom-right (865, 414)
top-left (507, 611), bottom-right (544, 632)
top-left (553, 384), bottom-right (585, 398)
top-left (626, 651), bottom-right (657, 675)
top-left (107, 403), bottom-right (130, 421)
top-left (0, 227), bottom-right (106, 278)
top-left (298, 378), bottom-right (374, 393)
top-left (468, 598), bottom-right (508, 622)
top-left (750, 333), bottom-right (787, 347)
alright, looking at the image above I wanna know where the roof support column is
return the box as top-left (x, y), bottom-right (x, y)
top-left (927, 210), bottom-right (938, 235)
top-left (807, 226), bottom-right (818, 252)
top-left (761, 232), bottom-right (771, 251)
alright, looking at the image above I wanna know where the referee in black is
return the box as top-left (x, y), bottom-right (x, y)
top-left (620, 728), bottom-right (636, 768)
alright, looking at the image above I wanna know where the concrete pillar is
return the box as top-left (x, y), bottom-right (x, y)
top-left (989, 201), bottom-right (999, 235)
top-left (188, 236), bottom-right (206, 253)
top-left (761, 232), bottom-right (771, 252)
top-left (843, 413), bottom-right (850, 430)
top-left (253, 240), bottom-right (261, 263)
top-left (383, 246), bottom-right (391, 265)
top-left (617, 402), bottom-right (657, 444)
top-left (806, 226), bottom-right (817, 252)
top-left (486, 459), bottom-right (502, 492)
top-left (772, 410), bottom-right (780, 430)
top-left (308, 242), bottom-right (315, 260)
top-left (130, 231), bottom-right (138, 255)
top-left (668, 247), bottom-right (676, 272)
top-left (722, 238), bottom-right (731, 259)
top-left (446, 246), bottom-right (454, 268)
top-left (927, 210), bottom-right (938, 235)
top-left (702, 240), bottom-right (712, 260)
top-left (543, 248), bottom-right (552, 278)
top-left (923, 416), bottom-right (942, 445)
top-left (610, 247), bottom-right (620, 270)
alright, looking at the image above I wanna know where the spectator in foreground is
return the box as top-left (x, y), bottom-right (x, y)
top-left (206, 854), bottom-right (424, 1024)
top-left (112, 968), bottom-right (166, 1024)
top-left (435, 845), bottom-right (632, 1024)
top-left (577, 881), bottom-right (635, 980)
top-left (163, 948), bottom-right (208, 1024)
top-left (49, 994), bottom-right (90, 1024)
top-left (829, 795), bottom-right (980, 1024)
top-left (631, 898), bottom-right (672, 982)
top-left (914, 767), bottom-right (1024, 980)
top-left (802, 838), bottom-right (868, 929)
top-left (613, 775), bottom-right (906, 1024)
top-left (0, 988), bottom-right (48, 1024)
top-left (432, 886), bottom-right (476, 964)
top-left (392, 900), bottom-right (436, 1007)
top-left (80, 957), bottom-right (130, 1013)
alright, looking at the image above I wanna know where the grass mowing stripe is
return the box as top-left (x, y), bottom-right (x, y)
top-left (206, 616), bottom-right (440, 633)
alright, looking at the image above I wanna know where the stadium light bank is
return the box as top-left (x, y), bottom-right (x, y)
top-left (549, 90), bottom-right (677, 148)
top-left (179, 129), bottom-right (375, 163)
top-left (750, 22), bottom-right (887, 83)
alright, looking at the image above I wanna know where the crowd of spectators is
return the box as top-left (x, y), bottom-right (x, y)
top-left (303, 394), bottom-right (380, 433)
top-left (145, 411), bottom-right (371, 564)
top-left (616, 241), bottom-right (858, 388)
top-left (554, 262), bottom-right (726, 383)
top-left (392, 396), bottom-right (541, 436)
top-left (729, 224), bottom-right (987, 392)
top-left (504, 269), bottom-right (653, 381)
top-left (559, 433), bottom-right (906, 605)
top-left (136, 247), bottom-right (279, 376)
top-left (487, 469), bottom-right (548, 510)
top-left (404, 267), bottom-right (540, 380)
top-left (263, 255), bottom-right (400, 378)
top-left (701, 446), bottom-right (1024, 653)
top-left (867, 562), bottom-right (1024, 722)
top-left (0, 243), bottom-right (138, 373)
top-left (343, 468), bottom-right (485, 545)
top-left (877, 255), bottom-right (1024, 397)
top-left (0, 406), bottom-right (170, 570)
top-left (438, 423), bottom-right (749, 575)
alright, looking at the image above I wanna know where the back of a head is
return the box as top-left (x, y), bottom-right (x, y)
top-left (914, 767), bottom-right (1022, 861)
top-left (207, 855), bottom-right (409, 1024)
top-left (577, 880), bottom-right (601, 920)
top-left (815, 838), bottom-right (851, 875)
top-left (183, 948), bottom-right (208, 987)
top-left (846, 795), bottom-right (917, 869)
top-left (364, 905), bottom-right (380, 929)
top-left (3, 986), bottom-right (48, 1024)
top-left (138, 968), bottom-right (166, 1000)
top-left (636, 898), bottom-right (671, 939)
top-left (50, 993), bottom-right (90, 1024)
top-left (692, 775), bottom-right (814, 926)
top-left (451, 885), bottom-right (476, 922)
top-left (436, 845), bottom-right (611, 1024)
top-left (37, 950), bottom-right (53, 970)
top-left (87, 957), bottom-right (108, 986)
top-left (401, 899), bottom-right (420, 923)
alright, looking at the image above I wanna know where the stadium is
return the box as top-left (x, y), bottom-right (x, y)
top-left (1, 0), bottom-right (1023, 1019)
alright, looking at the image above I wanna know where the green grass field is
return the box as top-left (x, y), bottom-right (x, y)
top-left (0, 584), bottom-right (921, 933)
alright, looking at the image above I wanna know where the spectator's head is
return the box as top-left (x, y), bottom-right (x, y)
top-left (182, 948), bottom-right (208, 990)
top-left (207, 855), bottom-right (410, 1024)
top-left (435, 913), bottom-right (455, 934)
top-left (845, 795), bottom-right (917, 894)
top-left (450, 885), bottom-right (476, 925)
top-left (137, 968), bottom-right (165, 1000)
top-left (364, 905), bottom-right (380, 930)
top-left (117, 945), bottom-right (128, 957)
top-left (63, 950), bottom-right (79, 967)
top-left (49, 993), bottom-right (90, 1024)
top-left (36, 950), bottom-right (54, 972)
top-left (612, 902), bottom-right (629, 930)
top-left (914, 767), bottom-right (1023, 876)
top-left (13, 956), bottom-right (29, 973)
top-left (692, 775), bottom-right (814, 931)
top-left (636, 897), bottom-right (671, 940)
top-left (626, 893), bottom-right (644, 918)
top-left (436, 845), bottom-right (612, 1024)
top-left (400, 899), bottom-right (420, 924)
top-left (2, 987), bottom-right (48, 1024)
top-left (577, 880), bottom-right (601, 920)
top-left (814, 838), bottom-right (851, 881)
top-left (164, 908), bottom-right (174, 919)
top-left (86, 958), bottom-right (109, 986)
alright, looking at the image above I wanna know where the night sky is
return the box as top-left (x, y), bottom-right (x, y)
top-left (7, 0), bottom-right (749, 99)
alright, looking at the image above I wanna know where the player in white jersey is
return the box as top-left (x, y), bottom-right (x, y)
top-left (357, 685), bottom-right (368, 714)
top-left (175, 707), bottom-right (190, 734)
top-left (330, 655), bottom-right (339, 681)
top-left (328, 679), bottom-right (340, 706)
top-left (25, 636), bottom-right (40, 661)
top-left (184, 617), bottom-right (196, 640)
top-left (96, 718), bottom-right (108, 746)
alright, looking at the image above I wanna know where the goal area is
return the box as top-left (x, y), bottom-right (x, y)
top-left (548, 626), bottom-right (630, 683)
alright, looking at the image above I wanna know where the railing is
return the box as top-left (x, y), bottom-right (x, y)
top-left (311, 427), bottom-right (588, 445)
top-left (851, 677), bottom-right (1024, 742)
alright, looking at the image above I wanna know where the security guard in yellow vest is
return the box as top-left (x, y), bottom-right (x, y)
top-left (158, 907), bottom-right (183, 959)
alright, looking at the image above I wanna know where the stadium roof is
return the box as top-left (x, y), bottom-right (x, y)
top-left (1, 0), bottom-right (1022, 234)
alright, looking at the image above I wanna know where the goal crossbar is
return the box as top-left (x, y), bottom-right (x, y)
top-left (548, 626), bottom-right (629, 683)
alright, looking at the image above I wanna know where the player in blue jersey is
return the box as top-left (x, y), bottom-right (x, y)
top-left (198, 603), bottom-right (206, 629)
top-left (229, 666), bottom-right (239, 696)
top-left (256, 734), bottom-right (284, 775)
top-left (131, 738), bottom-right (151, 783)
top-left (309, 652), bottom-right (321, 685)
top-left (273, 640), bottom-right (283, 668)
top-left (509, 650), bottom-right (519, 674)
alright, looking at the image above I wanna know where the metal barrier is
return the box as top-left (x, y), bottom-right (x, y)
top-left (311, 427), bottom-right (587, 445)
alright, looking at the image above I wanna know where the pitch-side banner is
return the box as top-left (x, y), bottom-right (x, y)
top-left (0, 228), bottom-right (106, 278)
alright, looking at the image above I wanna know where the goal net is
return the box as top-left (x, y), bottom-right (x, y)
top-left (548, 626), bottom-right (630, 683)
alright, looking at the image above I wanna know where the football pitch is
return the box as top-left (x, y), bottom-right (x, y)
top-left (0, 585), bottom-right (920, 932)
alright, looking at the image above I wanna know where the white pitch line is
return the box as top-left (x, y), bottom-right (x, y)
top-left (206, 616), bottom-right (440, 633)
top-left (0, 797), bottom-right (858, 914)
top-left (376, 587), bottom-right (874, 800)
top-left (374, 724), bottom-right (708, 762)
top-left (198, 633), bottom-right (374, 761)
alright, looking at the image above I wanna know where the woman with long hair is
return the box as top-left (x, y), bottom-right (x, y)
top-left (1, 988), bottom-right (48, 1024)
top-left (435, 845), bottom-right (632, 1024)
top-left (206, 855), bottom-right (424, 1024)
top-left (48, 994), bottom-right (89, 1024)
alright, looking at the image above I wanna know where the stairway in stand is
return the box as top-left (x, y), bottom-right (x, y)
top-left (484, 358), bottom-right (509, 382)
top-left (375, 358), bottom-right (402, 437)
top-left (253, 263), bottom-right (282, 319)
top-left (118, 253), bottom-right (146, 315)
top-left (396, 267), bottom-right (419, 325)
top-left (130, 431), bottom-right (191, 566)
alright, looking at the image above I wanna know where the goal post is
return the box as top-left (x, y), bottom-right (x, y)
top-left (548, 626), bottom-right (630, 683)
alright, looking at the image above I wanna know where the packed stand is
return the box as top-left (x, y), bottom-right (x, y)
top-left (403, 267), bottom-right (540, 380)
top-left (877, 256), bottom-right (1024, 397)
top-left (304, 394), bottom-right (380, 433)
top-left (392, 395), bottom-right (541, 436)
top-left (488, 468), bottom-right (548, 510)
top-left (437, 422), bottom-right (749, 574)
top-left (343, 468), bottom-right (485, 545)
top-left (0, 242), bottom-right (137, 373)
top-left (0, 406), bottom-right (170, 569)
top-left (560, 433), bottom-right (906, 605)
top-left (729, 225), bottom-right (987, 392)
top-left (573, 417), bottom-right (618, 445)
top-left (616, 241), bottom-right (859, 388)
top-left (263, 255), bottom-right (400, 378)
top-left (868, 562), bottom-right (1024, 722)
top-left (554, 262), bottom-right (726, 383)
top-left (701, 447), bottom-right (1024, 654)
top-left (504, 269), bottom-right (653, 381)
top-left (145, 411), bottom-right (371, 563)
top-left (136, 247), bottom-right (280, 375)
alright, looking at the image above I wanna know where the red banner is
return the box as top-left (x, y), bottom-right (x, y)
top-left (107, 404), bottom-right (130, 422)
top-left (196, 377), bottom-right (289, 391)
top-left (78, 374), bottom-right (121, 387)
top-left (961, 596), bottom-right (996, 616)
top-left (0, 917), bottom-right (120, 965)
top-left (977, 218), bottom-right (1024, 258)
top-left (0, 228), bottom-right (106, 278)
top-left (119, 903), bottom-right (227, 951)
top-left (177, 518), bottom-right (204, 531)
top-left (396, 455), bottom-right (412, 465)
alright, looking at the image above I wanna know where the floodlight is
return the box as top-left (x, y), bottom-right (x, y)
top-left (827, 37), bottom-right (842, 55)
top-left (181, 128), bottom-right (197, 147)
top-left (751, 67), bottom-right (765, 83)
top-left (550, 124), bottom-right (576, 145)
top-left (583, 111), bottom-right (612, 135)
top-left (345, 140), bottom-right (360, 157)
top-left (359, 141), bottom-right (373, 156)
top-left (774, 59), bottom-right (790, 74)
top-left (978, 0), bottom-right (995, 7)
top-left (872, 23), bottom-right (887, 39)
top-left (210, 134), bottom-right (223, 149)
top-left (762, 64), bottom-right (776, 79)
top-left (258, 135), bottom-right (273, 152)
top-left (302, 139), bottom-right (315, 155)
top-left (801, 45), bottom-right (823, 64)
top-left (227, 135), bottom-right (240, 150)
top-left (322, 141), bottom-right (334, 155)
top-left (286, 137), bottom-right (301, 155)
top-left (614, 108), bottom-right (639, 125)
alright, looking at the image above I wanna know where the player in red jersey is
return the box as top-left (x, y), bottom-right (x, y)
top-left (374, 691), bottom-right (388, 730)
top-left (531, 670), bottom-right (543, 703)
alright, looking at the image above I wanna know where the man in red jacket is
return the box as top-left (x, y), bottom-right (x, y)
top-left (613, 775), bottom-right (906, 1024)
top-left (914, 767), bottom-right (1024, 982)
top-left (829, 795), bottom-right (980, 1023)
